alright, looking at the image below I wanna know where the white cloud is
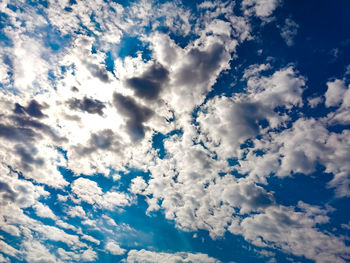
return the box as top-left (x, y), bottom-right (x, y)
top-left (308, 96), bottom-right (323, 108)
top-left (22, 240), bottom-right (61, 263)
top-left (80, 248), bottom-right (98, 262)
top-left (81, 235), bottom-right (100, 245)
top-left (57, 247), bottom-right (98, 262)
top-left (126, 249), bottom-right (221, 263)
top-left (231, 203), bottom-right (349, 263)
top-left (33, 202), bottom-right (57, 220)
top-left (71, 177), bottom-right (134, 210)
top-left (245, 65), bottom-right (305, 108)
top-left (325, 79), bottom-right (347, 107)
top-left (105, 240), bottom-right (126, 255)
top-left (1, 0), bottom-right (349, 262)
top-left (280, 18), bottom-right (299, 46)
top-left (71, 178), bottom-right (103, 205)
top-left (0, 239), bottom-right (20, 259)
top-left (65, 205), bottom-right (87, 219)
top-left (197, 65), bottom-right (305, 160)
top-left (242, 0), bottom-right (281, 18)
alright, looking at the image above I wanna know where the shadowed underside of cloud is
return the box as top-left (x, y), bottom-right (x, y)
top-left (14, 100), bottom-right (47, 119)
top-left (68, 97), bottom-right (106, 115)
top-left (126, 63), bottom-right (169, 100)
top-left (113, 93), bottom-right (154, 141)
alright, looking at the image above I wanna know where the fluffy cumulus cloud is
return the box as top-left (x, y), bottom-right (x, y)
top-left (0, 0), bottom-right (349, 262)
top-left (105, 240), bottom-right (126, 256)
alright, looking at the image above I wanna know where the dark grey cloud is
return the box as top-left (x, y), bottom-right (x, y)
top-left (113, 93), bottom-right (153, 141)
top-left (0, 181), bottom-right (17, 203)
top-left (0, 123), bottom-right (36, 142)
top-left (68, 97), bottom-right (106, 115)
top-left (243, 184), bottom-right (274, 210)
top-left (14, 100), bottom-right (46, 119)
top-left (10, 116), bottom-right (65, 142)
top-left (15, 144), bottom-right (44, 171)
top-left (74, 129), bottom-right (122, 155)
top-left (126, 63), bottom-right (169, 100)
top-left (176, 43), bottom-right (226, 86)
top-left (233, 102), bottom-right (268, 135)
top-left (90, 129), bottom-right (114, 150)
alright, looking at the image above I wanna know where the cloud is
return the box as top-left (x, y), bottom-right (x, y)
top-left (105, 240), bottom-right (126, 255)
top-left (125, 63), bottom-right (169, 101)
top-left (129, 176), bottom-right (147, 194)
top-left (198, 97), bottom-right (271, 159)
top-left (33, 202), bottom-right (57, 220)
top-left (0, 123), bottom-right (36, 142)
top-left (244, 65), bottom-right (305, 108)
top-left (113, 93), bottom-right (154, 141)
top-left (0, 181), bottom-right (17, 203)
top-left (67, 97), bottom-right (106, 116)
top-left (65, 205), bottom-right (87, 219)
top-left (197, 65), bottom-right (305, 160)
top-left (231, 203), bottom-right (349, 263)
top-left (325, 78), bottom-right (350, 126)
top-left (126, 249), bottom-right (221, 263)
top-left (0, 0), bottom-right (349, 262)
top-left (0, 239), bottom-right (20, 259)
top-left (174, 43), bottom-right (226, 88)
top-left (57, 247), bottom-right (98, 262)
top-left (325, 79), bottom-right (347, 107)
top-left (280, 18), bottom-right (299, 46)
top-left (0, 167), bottom-right (96, 261)
top-left (71, 177), bottom-right (134, 210)
top-left (14, 100), bottom-right (47, 119)
top-left (22, 240), bottom-right (61, 263)
top-left (242, 0), bottom-right (281, 18)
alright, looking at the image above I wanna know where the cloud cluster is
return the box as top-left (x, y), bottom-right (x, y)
top-left (0, 0), bottom-right (349, 262)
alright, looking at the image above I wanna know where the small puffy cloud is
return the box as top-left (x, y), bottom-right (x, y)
top-left (71, 178), bottom-right (103, 205)
top-left (325, 79), bottom-right (350, 126)
top-left (65, 206), bottom-right (87, 219)
top-left (308, 96), bottom-right (323, 108)
top-left (325, 79), bottom-right (347, 107)
top-left (105, 240), bottom-right (126, 255)
top-left (33, 202), bottom-right (57, 220)
top-left (242, 0), bottom-right (281, 18)
top-left (80, 248), bottom-right (98, 262)
top-left (129, 176), bottom-right (147, 194)
top-left (67, 97), bottom-right (106, 116)
top-left (280, 18), bottom-right (299, 46)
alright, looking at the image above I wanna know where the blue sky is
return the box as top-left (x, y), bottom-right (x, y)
top-left (0, 0), bottom-right (350, 262)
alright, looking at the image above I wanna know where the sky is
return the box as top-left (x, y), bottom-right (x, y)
top-left (0, 0), bottom-right (350, 262)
